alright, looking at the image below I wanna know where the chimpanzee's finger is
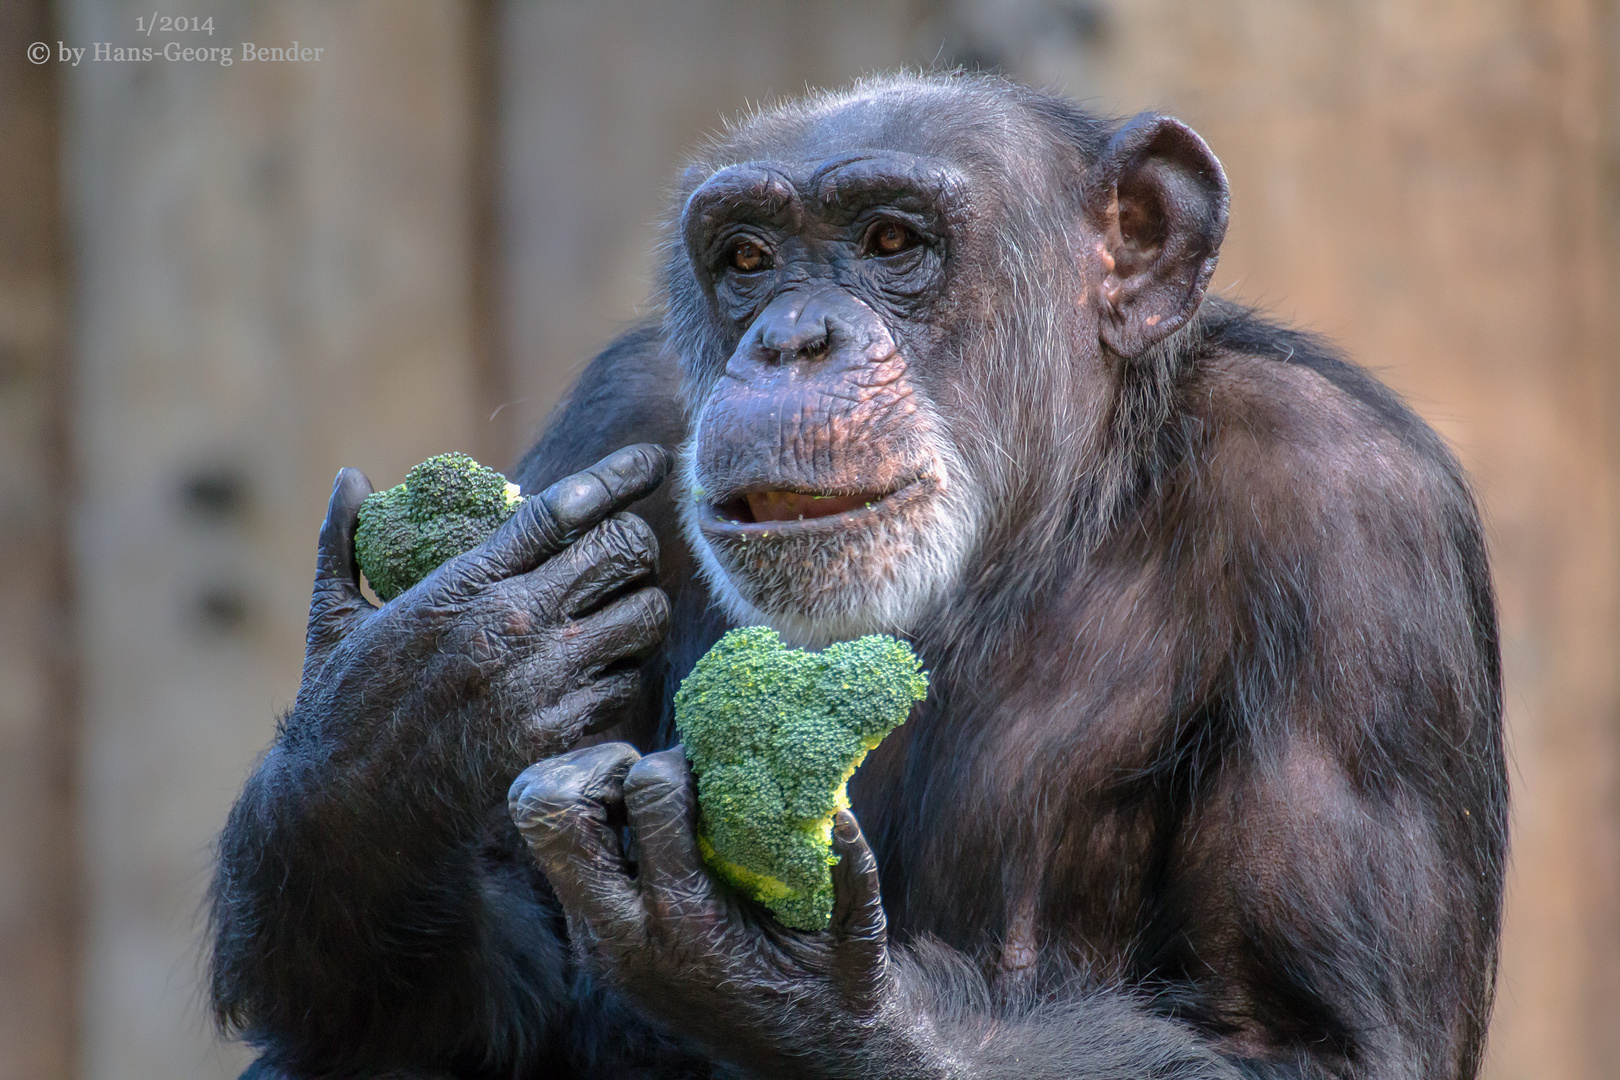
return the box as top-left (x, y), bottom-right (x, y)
top-left (476, 445), bottom-right (672, 582)
top-left (307, 468), bottom-right (376, 654)
top-left (509, 742), bottom-right (647, 936)
top-left (829, 809), bottom-right (889, 1000)
top-left (532, 512), bottom-right (660, 618)
top-left (520, 673), bottom-right (643, 756)
top-left (622, 748), bottom-right (712, 913)
top-left (563, 587), bottom-right (671, 678)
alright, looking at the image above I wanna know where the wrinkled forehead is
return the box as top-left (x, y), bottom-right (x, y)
top-left (688, 83), bottom-right (1068, 202)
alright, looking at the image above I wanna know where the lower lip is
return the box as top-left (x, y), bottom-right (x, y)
top-left (700, 480), bottom-right (926, 536)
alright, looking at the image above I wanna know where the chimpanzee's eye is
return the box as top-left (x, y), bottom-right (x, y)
top-left (728, 239), bottom-right (769, 273)
top-left (866, 221), bottom-right (919, 257)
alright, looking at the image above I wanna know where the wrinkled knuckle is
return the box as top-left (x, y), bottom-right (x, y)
top-left (610, 512), bottom-right (660, 565)
top-left (582, 518), bottom-right (628, 563)
top-left (616, 591), bottom-right (670, 650)
top-left (641, 587), bottom-right (672, 630)
top-left (624, 756), bottom-right (683, 798)
top-left (481, 594), bottom-right (536, 640)
top-left (640, 441), bottom-right (674, 473)
top-left (508, 765), bottom-right (584, 825)
top-left (556, 618), bottom-right (585, 660)
top-left (510, 804), bottom-right (578, 849)
top-left (530, 550), bottom-right (579, 599)
top-left (618, 443), bottom-right (671, 489)
top-left (530, 698), bottom-right (588, 746)
top-left (310, 575), bottom-right (348, 603)
top-left (448, 548), bottom-right (509, 593)
top-left (510, 797), bottom-right (576, 838)
top-left (573, 679), bottom-right (638, 737)
top-left (580, 513), bottom-right (645, 572)
top-left (505, 767), bottom-right (550, 819)
top-left (462, 626), bottom-right (502, 669)
top-left (518, 499), bottom-right (566, 550)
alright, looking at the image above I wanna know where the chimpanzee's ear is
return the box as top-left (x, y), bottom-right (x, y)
top-left (1081, 113), bottom-right (1229, 358)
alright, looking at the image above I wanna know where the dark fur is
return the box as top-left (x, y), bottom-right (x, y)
top-left (212, 74), bottom-right (1504, 1079)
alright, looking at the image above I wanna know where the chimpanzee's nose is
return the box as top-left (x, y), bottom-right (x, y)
top-left (747, 290), bottom-right (839, 364)
top-left (727, 287), bottom-right (895, 381)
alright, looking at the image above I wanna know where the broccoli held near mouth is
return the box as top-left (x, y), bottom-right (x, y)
top-left (674, 626), bottom-right (929, 931)
top-left (354, 452), bottom-right (524, 601)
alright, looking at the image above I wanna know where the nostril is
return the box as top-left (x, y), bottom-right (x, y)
top-left (794, 335), bottom-right (830, 362)
top-left (754, 331), bottom-right (830, 365)
top-left (746, 291), bottom-right (851, 363)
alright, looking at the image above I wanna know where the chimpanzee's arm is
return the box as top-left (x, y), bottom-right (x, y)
top-left (208, 445), bottom-right (675, 1074)
top-left (1157, 738), bottom-right (1502, 1078)
top-left (209, 329), bottom-right (713, 1076)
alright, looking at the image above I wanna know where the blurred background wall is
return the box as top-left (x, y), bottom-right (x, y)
top-left (0, 1), bottom-right (1614, 1077)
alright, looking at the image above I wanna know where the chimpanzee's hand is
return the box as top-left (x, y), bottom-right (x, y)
top-left (293, 445), bottom-right (673, 764)
top-left (509, 744), bottom-right (952, 1079)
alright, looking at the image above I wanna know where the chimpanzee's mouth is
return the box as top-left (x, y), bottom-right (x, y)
top-left (702, 479), bottom-right (926, 533)
top-left (723, 490), bottom-right (884, 523)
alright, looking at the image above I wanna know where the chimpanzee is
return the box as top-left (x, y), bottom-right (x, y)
top-left (210, 74), bottom-right (1505, 1079)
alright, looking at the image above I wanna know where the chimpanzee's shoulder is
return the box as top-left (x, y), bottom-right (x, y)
top-left (1198, 300), bottom-right (1445, 458)
top-left (1170, 303), bottom-right (1486, 613)
top-left (1189, 301), bottom-right (1472, 512)
top-left (509, 321), bottom-right (686, 492)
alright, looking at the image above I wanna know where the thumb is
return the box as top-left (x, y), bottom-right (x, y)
top-left (305, 468), bottom-right (375, 662)
top-left (829, 809), bottom-right (889, 1007)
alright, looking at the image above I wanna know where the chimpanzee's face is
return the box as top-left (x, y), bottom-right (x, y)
top-left (674, 150), bottom-right (986, 646)
top-left (667, 85), bottom-right (1225, 647)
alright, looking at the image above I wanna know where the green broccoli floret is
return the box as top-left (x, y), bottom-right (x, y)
top-left (674, 626), bottom-right (928, 931)
top-left (354, 452), bottom-right (524, 601)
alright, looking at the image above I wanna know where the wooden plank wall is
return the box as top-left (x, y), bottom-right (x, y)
top-left (0, 2), bottom-right (77, 1079)
top-left (58, 2), bottom-right (489, 1075)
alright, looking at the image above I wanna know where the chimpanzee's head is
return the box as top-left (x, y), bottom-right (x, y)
top-left (663, 75), bottom-right (1228, 646)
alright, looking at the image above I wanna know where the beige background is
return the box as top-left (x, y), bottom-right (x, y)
top-left (0, 1), bottom-right (1614, 1077)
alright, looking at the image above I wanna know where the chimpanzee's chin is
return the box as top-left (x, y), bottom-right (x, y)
top-left (679, 472), bottom-right (978, 648)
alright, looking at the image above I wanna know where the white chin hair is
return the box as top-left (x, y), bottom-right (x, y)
top-left (676, 444), bottom-right (979, 649)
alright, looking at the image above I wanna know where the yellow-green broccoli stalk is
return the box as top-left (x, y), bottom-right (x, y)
top-left (674, 626), bottom-right (928, 931)
top-left (354, 452), bottom-right (524, 601)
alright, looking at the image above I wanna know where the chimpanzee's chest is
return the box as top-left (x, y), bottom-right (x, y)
top-left (848, 682), bottom-right (1180, 981)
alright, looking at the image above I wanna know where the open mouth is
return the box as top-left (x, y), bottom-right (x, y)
top-left (703, 480), bottom-right (924, 531)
